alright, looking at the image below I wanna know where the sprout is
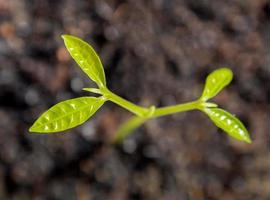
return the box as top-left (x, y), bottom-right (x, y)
top-left (30, 35), bottom-right (251, 144)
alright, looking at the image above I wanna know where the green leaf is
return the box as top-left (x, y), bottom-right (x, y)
top-left (29, 97), bottom-right (105, 133)
top-left (62, 35), bottom-right (106, 88)
top-left (203, 108), bottom-right (251, 143)
top-left (200, 68), bottom-right (233, 101)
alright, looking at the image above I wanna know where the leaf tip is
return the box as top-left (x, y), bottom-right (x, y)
top-left (219, 67), bottom-right (233, 73)
top-left (29, 124), bottom-right (36, 133)
top-left (222, 67), bottom-right (233, 77)
top-left (61, 34), bottom-right (70, 39)
top-left (61, 34), bottom-right (78, 44)
top-left (29, 121), bottom-right (43, 133)
top-left (243, 135), bottom-right (252, 144)
top-left (61, 35), bottom-right (72, 44)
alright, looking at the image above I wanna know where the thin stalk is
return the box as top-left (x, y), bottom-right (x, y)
top-left (102, 88), bottom-right (149, 117)
top-left (112, 100), bottom-right (203, 144)
top-left (102, 88), bottom-right (204, 118)
top-left (151, 100), bottom-right (201, 118)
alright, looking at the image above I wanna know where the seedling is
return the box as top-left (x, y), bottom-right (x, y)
top-left (29, 35), bottom-right (251, 144)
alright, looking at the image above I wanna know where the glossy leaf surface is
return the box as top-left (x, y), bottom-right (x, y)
top-left (29, 97), bottom-right (105, 133)
top-left (201, 68), bottom-right (233, 101)
top-left (203, 108), bottom-right (251, 143)
top-left (62, 35), bottom-right (106, 88)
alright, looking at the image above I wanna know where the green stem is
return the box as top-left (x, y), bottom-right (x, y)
top-left (101, 88), bottom-right (203, 118)
top-left (102, 88), bottom-right (149, 117)
top-left (112, 100), bottom-right (203, 144)
top-left (99, 89), bottom-right (206, 143)
top-left (152, 100), bottom-right (201, 118)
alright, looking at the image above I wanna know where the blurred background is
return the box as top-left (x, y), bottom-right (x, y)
top-left (0, 0), bottom-right (270, 199)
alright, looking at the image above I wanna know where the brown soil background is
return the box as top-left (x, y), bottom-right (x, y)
top-left (0, 0), bottom-right (270, 199)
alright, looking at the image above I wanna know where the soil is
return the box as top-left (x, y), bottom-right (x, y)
top-left (1, 0), bottom-right (270, 199)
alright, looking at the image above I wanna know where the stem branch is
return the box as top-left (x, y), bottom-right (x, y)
top-left (103, 88), bottom-right (149, 117)
top-left (100, 88), bottom-right (203, 118)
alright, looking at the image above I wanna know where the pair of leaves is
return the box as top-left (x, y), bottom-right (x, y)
top-left (200, 68), bottom-right (251, 143)
top-left (114, 68), bottom-right (251, 144)
top-left (30, 35), bottom-right (107, 133)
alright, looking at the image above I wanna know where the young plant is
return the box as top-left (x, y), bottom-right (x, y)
top-left (29, 35), bottom-right (251, 144)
